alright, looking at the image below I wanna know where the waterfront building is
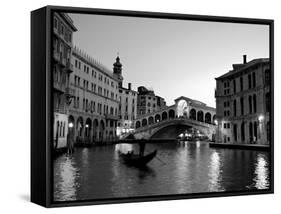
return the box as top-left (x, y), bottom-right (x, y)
top-left (215, 55), bottom-right (271, 144)
top-left (137, 86), bottom-right (167, 116)
top-left (68, 48), bottom-right (120, 143)
top-left (53, 13), bottom-right (77, 149)
top-left (156, 95), bottom-right (167, 111)
top-left (113, 56), bottom-right (138, 136)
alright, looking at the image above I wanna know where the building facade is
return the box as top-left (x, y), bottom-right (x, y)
top-left (215, 55), bottom-right (271, 145)
top-left (68, 48), bottom-right (120, 143)
top-left (137, 86), bottom-right (167, 116)
top-left (53, 13), bottom-right (77, 149)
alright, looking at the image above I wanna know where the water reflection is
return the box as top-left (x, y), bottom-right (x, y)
top-left (254, 153), bottom-right (269, 189)
top-left (54, 156), bottom-right (79, 201)
top-left (53, 141), bottom-right (270, 201)
top-left (208, 151), bottom-right (224, 192)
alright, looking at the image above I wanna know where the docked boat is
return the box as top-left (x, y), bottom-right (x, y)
top-left (118, 150), bottom-right (157, 167)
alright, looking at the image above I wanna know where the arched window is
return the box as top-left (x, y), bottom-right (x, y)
top-left (190, 109), bottom-right (196, 120)
top-left (148, 116), bottom-right (154, 125)
top-left (205, 112), bottom-right (211, 124)
top-left (135, 121), bottom-right (141, 129)
top-left (142, 119), bottom-right (148, 127)
top-left (168, 109), bottom-right (175, 119)
top-left (197, 111), bottom-right (204, 122)
top-left (162, 112), bottom-right (168, 120)
top-left (155, 114), bottom-right (161, 123)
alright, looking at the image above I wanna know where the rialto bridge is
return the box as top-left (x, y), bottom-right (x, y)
top-left (125, 96), bottom-right (217, 140)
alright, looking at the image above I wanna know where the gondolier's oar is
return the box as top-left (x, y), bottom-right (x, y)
top-left (155, 156), bottom-right (166, 165)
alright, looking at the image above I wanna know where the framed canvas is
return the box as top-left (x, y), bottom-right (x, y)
top-left (31, 5), bottom-right (274, 207)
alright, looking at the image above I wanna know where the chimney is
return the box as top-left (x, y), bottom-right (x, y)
top-left (128, 83), bottom-right (132, 90)
top-left (243, 55), bottom-right (247, 64)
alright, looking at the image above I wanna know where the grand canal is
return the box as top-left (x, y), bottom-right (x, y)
top-left (53, 141), bottom-right (270, 201)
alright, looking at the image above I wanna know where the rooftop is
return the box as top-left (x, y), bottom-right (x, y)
top-left (216, 57), bottom-right (269, 80)
top-left (73, 46), bottom-right (118, 81)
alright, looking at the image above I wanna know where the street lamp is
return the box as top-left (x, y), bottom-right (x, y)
top-left (214, 119), bottom-right (218, 125)
top-left (68, 122), bottom-right (74, 128)
top-left (258, 115), bottom-right (264, 122)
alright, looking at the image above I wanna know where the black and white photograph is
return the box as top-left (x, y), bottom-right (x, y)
top-left (51, 10), bottom-right (272, 203)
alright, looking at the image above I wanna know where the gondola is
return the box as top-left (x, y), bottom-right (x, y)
top-left (118, 150), bottom-right (157, 167)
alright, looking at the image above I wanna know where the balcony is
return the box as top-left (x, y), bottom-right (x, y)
top-left (53, 80), bottom-right (66, 93)
top-left (54, 106), bottom-right (67, 114)
top-left (65, 60), bottom-right (74, 73)
top-left (53, 51), bottom-right (60, 62)
top-left (65, 87), bottom-right (75, 97)
top-left (59, 53), bottom-right (67, 67)
top-left (104, 113), bottom-right (119, 121)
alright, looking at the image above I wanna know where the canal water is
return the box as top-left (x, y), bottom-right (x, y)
top-left (53, 141), bottom-right (270, 201)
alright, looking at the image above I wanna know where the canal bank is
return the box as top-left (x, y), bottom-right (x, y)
top-left (209, 142), bottom-right (270, 151)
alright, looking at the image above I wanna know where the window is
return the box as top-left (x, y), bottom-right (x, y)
top-left (233, 99), bottom-right (237, 117)
top-left (248, 74), bottom-right (252, 89)
top-left (266, 93), bottom-right (270, 112)
top-left (233, 124), bottom-right (237, 141)
top-left (241, 122), bottom-right (245, 141)
top-left (233, 79), bottom-right (236, 94)
top-left (77, 97), bottom-right (79, 108)
top-left (265, 69), bottom-right (270, 85)
top-left (252, 72), bottom-right (256, 88)
top-left (248, 95), bottom-right (252, 114)
top-left (253, 94), bottom-right (257, 113)
top-left (54, 18), bottom-right (58, 29)
top-left (240, 97), bottom-right (244, 115)
top-left (240, 77), bottom-right (243, 91)
top-left (60, 25), bottom-right (64, 35)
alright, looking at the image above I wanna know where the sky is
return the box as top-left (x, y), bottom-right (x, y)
top-left (68, 13), bottom-right (269, 108)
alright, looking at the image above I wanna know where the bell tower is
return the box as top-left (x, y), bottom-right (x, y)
top-left (113, 55), bottom-right (123, 87)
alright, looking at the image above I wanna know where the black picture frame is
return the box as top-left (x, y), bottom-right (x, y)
top-left (31, 5), bottom-right (274, 208)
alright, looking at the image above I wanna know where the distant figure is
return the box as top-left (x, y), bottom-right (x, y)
top-left (253, 136), bottom-right (256, 144)
top-left (139, 139), bottom-right (146, 156)
top-left (67, 131), bottom-right (74, 155)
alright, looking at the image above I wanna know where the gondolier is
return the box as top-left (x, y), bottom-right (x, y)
top-left (138, 138), bottom-right (146, 156)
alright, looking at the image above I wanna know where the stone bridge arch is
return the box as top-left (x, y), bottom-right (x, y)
top-left (132, 118), bottom-right (216, 140)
